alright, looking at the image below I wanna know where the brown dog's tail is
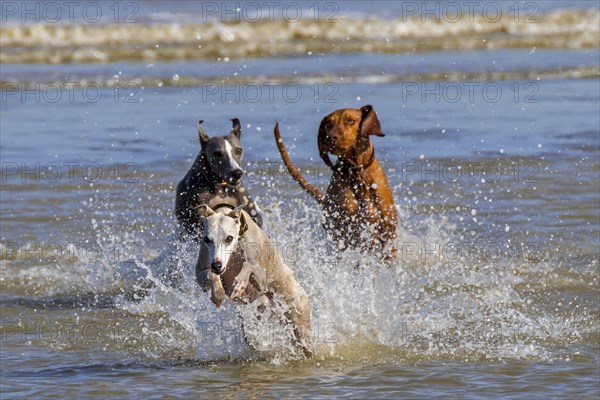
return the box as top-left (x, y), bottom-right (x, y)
top-left (274, 123), bottom-right (325, 205)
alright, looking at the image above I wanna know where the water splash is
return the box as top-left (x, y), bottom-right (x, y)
top-left (1, 172), bottom-right (596, 364)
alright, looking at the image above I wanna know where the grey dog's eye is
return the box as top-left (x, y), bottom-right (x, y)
top-left (203, 236), bottom-right (211, 244)
top-left (234, 148), bottom-right (242, 156)
top-left (225, 235), bottom-right (233, 244)
top-left (213, 151), bottom-right (223, 157)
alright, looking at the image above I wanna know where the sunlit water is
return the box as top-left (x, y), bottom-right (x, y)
top-left (1, 1), bottom-right (599, 398)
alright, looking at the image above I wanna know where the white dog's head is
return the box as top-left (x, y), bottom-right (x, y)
top-left (197, 204), bottom-right (247, 275)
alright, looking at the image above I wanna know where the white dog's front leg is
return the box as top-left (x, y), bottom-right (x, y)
top-left (196, 268), bottom-right (211, 292)
top-left (208, 271), bottom-right (226, 307)
top-left (249, 264), bottom-right (266, 293)
top-left (229, 262), bottom-right (265, 300)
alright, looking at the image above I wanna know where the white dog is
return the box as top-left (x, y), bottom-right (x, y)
top-left (194, 204), bottom-right (313, 357)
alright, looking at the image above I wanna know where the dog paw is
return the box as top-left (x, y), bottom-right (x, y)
top-left (211, 286), bottom-right (225, 308)
top-left (229, 274), bottom-right (249, 300)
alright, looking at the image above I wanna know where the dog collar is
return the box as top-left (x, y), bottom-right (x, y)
top-left (212, 203), bottom-right (248, 237)
top-left (213, 203), bottom-right (235, 211)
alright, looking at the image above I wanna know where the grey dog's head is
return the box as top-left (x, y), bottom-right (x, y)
top-left (198, 119), bottom-right (244, 186)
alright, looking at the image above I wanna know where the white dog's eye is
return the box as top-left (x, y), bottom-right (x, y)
top-left (225, 235), bottom-right (234, 244)
top-left (203, 236), bottom-right (211, 244)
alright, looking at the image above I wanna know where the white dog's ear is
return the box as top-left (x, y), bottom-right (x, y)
top-left (229, 203), bottom-right (245, 220)
top-left (196, 204), bottom-right (215, 217)
top-left (229, 205), bottom-right (249, 236)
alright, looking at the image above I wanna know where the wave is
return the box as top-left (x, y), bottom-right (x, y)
top-left (1, 9), bottom-right (598, 64)
top-left (2, 67), bottom-right (598, 92)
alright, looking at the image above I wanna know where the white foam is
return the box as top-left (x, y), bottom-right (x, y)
top-left (1, 10), bottom-right (597, 63)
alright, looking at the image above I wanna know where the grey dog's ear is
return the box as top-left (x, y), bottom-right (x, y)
top-left (198, 120), bottom-right (210, 144)
top-left (196, 204), bottom-right (215, 217)
top-left (230, 118), bottom-right (241, 139)
top-left (359, 105), bottom-right (384, 137)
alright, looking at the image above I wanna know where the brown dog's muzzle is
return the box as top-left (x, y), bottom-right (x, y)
top-left (323, 134), bottom-right (338, 150)
top-left (325, 126), bottom-right (341, 141)
top-left (323, 127), bottom-right (351, 153)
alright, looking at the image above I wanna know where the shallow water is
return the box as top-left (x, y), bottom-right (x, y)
top-left (1, 1), bottom-right (599, 398)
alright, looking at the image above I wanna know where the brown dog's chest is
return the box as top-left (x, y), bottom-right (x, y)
top-left (322, 159), bottom-right (398, 247)
top-left (326, 165), bottom-right (379, 211)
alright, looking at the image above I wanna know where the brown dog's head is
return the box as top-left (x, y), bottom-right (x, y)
top-left (318, 105), bottom-right (384, 167)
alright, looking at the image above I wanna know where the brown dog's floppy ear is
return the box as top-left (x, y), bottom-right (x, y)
top-left (359, 105), bottom-right (384, 137)
top-left (198, 120), bottom-right (210, 144)
top-left (317, 116), bottom-right (334, 168)
top-left (230, 118), bottom-right (241, 139)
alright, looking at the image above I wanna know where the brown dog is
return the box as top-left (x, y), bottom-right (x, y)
top-left (274, 105), bottom-right (397, 253)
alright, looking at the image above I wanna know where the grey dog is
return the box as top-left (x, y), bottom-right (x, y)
top-left (176, 118), bottom-right (263, 240)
